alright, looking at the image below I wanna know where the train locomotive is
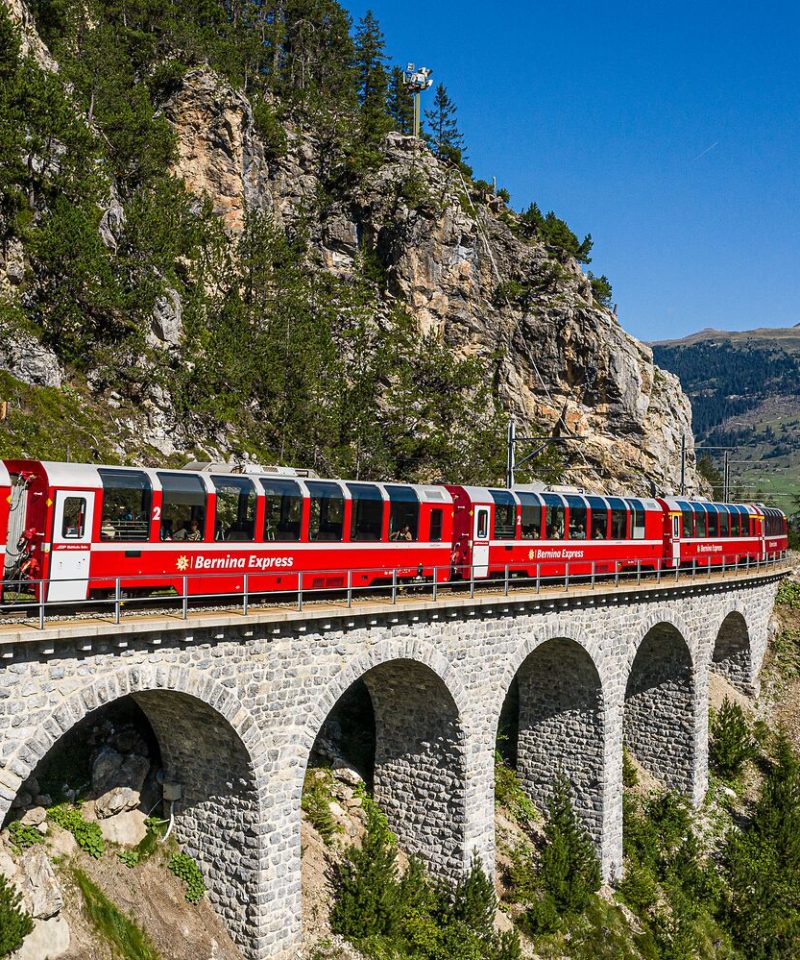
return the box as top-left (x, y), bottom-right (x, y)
top-left (0, 459), bottom-right (789, 604)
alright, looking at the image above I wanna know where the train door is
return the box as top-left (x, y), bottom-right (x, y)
top-left (473, 506), bottom-right (490, 578)
top-left (48, 491), bottom-right (95, 602)
top-left (4, 474), bottom-right (30, 577)
top-left (671, 514), bottom-right (681, 568)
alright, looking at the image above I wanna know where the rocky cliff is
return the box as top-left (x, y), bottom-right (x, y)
top-left (0, 0), bottom-right (701, 495)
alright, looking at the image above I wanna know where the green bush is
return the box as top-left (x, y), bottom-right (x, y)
top-left (168, 852), bottom-right (206, 903)
top-left (302, 769), bottom-right (342, 845)
top-left (777, 579), bottom-right (800, 608)
top-left (622, 747), bottom-right (638, 788)
top-left (7, 820), bottom-right (45, 852)
top-left (494, 754), bottom-right (538, 826)
top-left (0, 873), bottom-right (33, 957)
top-left (47, 804), bottom-right (104, 859)
top-left (710, 697), bottom-right (757, 779)
top-left (331, 802), bottom-right (519, 959)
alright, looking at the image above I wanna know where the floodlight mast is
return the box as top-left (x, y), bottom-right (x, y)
top-left (403, 63), bottom-right (433, 138)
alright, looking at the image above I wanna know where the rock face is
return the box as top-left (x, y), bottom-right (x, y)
top-left (92, 747), bottom-right (149, 818)
top-left (158, 70), bottom-right (702, 493)
top-left (0, 326), bottom-right (63, 388)
top-left (162, 67), bottom-right (270, 236)
top-left (4, 0), bottom-right (57, 72)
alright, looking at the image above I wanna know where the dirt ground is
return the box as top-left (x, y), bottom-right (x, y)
top-left (56, 846), bottom-right (244, 960)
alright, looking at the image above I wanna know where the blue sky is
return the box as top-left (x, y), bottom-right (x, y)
top-left (346, 1), bottom-right (800, 341)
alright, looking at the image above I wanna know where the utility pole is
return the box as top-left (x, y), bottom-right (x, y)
top-left (680, 434), bottom-right (686, 496)
top-left (722, 449), bottom-right (731, 502)
top-left (506, 419), bottom-right (516, 488)
top-left (403, 64), bottom-right (433, 137)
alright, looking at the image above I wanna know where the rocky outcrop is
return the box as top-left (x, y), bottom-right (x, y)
top-left (4, 0), bottom-right (57, 72)
top-left (0, 325), bottom-right (63, 388)
top-left (162, 67), bottom-right (271, 235)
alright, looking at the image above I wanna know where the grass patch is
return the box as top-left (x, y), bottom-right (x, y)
top-left (302, 768), bottom-right (343, 844)
top-left (73, 868), bottom-right (160, 960)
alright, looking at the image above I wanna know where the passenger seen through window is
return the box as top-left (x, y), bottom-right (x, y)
top-left (566, 496), bottom-right (587, 539)
top-left (99, 469), bottom-right (151, 541)
top-left (213, 476), bottom-right (256, 541)
top-left (261, 479), bottom-right (302, 541)
top-left (158, 473), bottom-right (206, 541)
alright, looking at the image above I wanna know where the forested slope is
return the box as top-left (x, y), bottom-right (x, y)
top-left (0, 0), bottom-right (701, 493)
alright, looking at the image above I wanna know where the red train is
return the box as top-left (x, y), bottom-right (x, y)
top-left (0, 459), bottom-right (789, 604)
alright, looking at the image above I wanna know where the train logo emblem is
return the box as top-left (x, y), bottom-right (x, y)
top-left (176, 556), bottom-right (189, 572)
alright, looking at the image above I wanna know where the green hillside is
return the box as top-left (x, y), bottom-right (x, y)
top-left (652, 327), bottom-right (800, 509)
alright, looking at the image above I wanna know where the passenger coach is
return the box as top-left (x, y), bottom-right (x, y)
top-left (2, 460), bottom-right (453, 601)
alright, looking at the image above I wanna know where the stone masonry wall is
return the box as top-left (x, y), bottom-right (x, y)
top-left (0, 573), bottom-right (782, 959)
top-left (516, 638), bottom-right (604, 843)
top-left (711, 611), bottom-right (754, 694)
top-left (365, 661), bottom-right (466, 876)
top-left (623, 624), bottom-right (696, 796)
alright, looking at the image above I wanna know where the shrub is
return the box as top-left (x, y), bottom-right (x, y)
top-left (710, 697), bottom-right (757, 779)
top-left (588, 272), bottom-right (613, 307)
top-left (494, 754), bottom-right (538, 825)
top-left (7, 820), bottom-right (45, 852)
top-left (168, 852), bottom-right (205, 903)
top-left (0, 874), bottom-right (33, 957)
top-left (47, 804), bottom-right (104, 859)
top-left (622, 748), bottom-right (638, 788)
top-left (302, 769), bottom-right (342, 845)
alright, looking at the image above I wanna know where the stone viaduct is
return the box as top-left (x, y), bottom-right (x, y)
top-left (0, 567), bottom-right (783, 958)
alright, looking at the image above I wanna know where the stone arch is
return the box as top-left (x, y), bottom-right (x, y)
top-left (624, 620), bottom-right (697, 796)
top-left (711, 610), bottom-right (753, 694)
top-left (304, 649), bottom-right (469, 877)
top-left (497, 634), bottom-right (606, 854)
top-left (0, 666), bottom-right (270, 959)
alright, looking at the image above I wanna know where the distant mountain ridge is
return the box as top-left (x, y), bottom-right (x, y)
top-left (652, 325), bottom-right (800, 502)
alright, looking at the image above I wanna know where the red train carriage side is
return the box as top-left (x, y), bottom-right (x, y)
top-left (446, 486), bottom-right (664, 580)
top-left (0, 461), bottom-right (10, 582)
top-left (658, 498), bottom-right (788, 568)
top-left (1, 460), bottom-right (455, 600)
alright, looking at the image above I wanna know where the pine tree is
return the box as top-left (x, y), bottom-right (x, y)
top-left (387, 65), bottom-right (414, 135)
top-left (353, 10), bottom-right (391, 146)
top-left (424, 82), bottom-right (464, 164)
top-left (538, 773), bottom-right (601, 915)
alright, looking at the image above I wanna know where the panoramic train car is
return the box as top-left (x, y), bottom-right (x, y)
top-left (1, 460), bottom-right (455, 601)
top-left (658, 498), bottom-right (788, 568)
top-left (446, 485), bottom-right (664, 580)
top-left (0, 460), bottom-right (10, 582)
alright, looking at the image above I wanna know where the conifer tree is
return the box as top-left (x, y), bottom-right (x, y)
top-left (353, 10), bottom-right (392, 145)
top-left (538, 773), bottom-right (601, 914)
top-left (387, 65), bottom-right (414, 135)
top-left (424, 82), bottom-right (465, 164)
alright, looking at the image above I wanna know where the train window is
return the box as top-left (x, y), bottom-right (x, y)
top-left (386, 485), bottom-right (419, 541)
top-left (261, 478), bottom-right (302, 541)
top-left (99, 469), bottom-right (151, 541)
top-left (730, 511), bottom-right (741, 537)
top-left (62, 497), bottom-right (86, 539)
top-left (608, 498), bottom-right (627, 539)
top-left (430, 508), bottom-right (444, 542)
top-left (347, 483), bottom-right (384, 541)
top-left (543, 495), bottom-right (565, 539)
top-left (680, 505), bottom-right (694, 538)
top-left (212, 477), bottom-right (256, 542)
top-left (707, 507), bottom-right (719, 537)
top-left (491, 490), bottom-right (516, 539)
top-left (629, 499), bottom-right (646, 540)
top-left (308, 481), bottom-right (345, 542)
top-left (587, 497), bottom-right (607, 539)
top-left (157, 473), bottom-right (206, 541)
top-left (719, 509), bottom-right (730, 537)
top-left (519, 493), bottom-right (543, 539)
top-left (695, 505), bottom-right (709, 538)
top-left (566, 496), bottom-right (587, 539)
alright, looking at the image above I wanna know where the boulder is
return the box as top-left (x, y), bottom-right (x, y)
top-left (92, 748), bottom-right (149, 800)
top-left (12, 915), bottom-right (70, 960)
top-left (98, 809), bottom-right (148, 847)
top-left (46, 825), bottom-right (77, 859)
top-left (19, 847), bottom-right (63, 919)
top-left (94, 786), bottom-right (140, 820)
top-left (20, 808), bottom-right (46, 828)
top-left (0, 849), bottom-right (18, 881)
top-left (0, 331), bottom-right (63, 389)
top-left (332, 761), bottom-right (364, 787)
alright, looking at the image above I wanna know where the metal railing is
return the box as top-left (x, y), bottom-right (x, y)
top-left (0, 551), bottom-right (790, 632)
